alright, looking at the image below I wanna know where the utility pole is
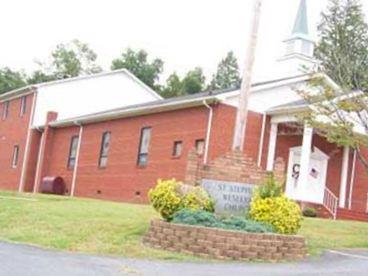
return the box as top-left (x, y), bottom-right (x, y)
top-left (232, 0), bottom-right (263, 151)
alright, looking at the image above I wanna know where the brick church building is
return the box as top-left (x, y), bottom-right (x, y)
top-left (0, 0), bottom-right (367, 221)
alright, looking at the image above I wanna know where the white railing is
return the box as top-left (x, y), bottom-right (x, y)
top-left (323, 187), bottom-right (339, 220)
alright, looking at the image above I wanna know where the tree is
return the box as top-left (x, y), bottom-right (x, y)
top-left (161, 72), bottom-right (184, 98)
top-left (0, 67), bottom-right (27, 94)
top-left (314, 0), bottom-right (368, 91)
top-left (111, 48), bottom-right (163, 91)
top-left (301, 0), bottom-right (368, 170)
top-left (36, 39), bottom-right (102, 80)
top-left (27, 70), bottom-right (56, 84)
top-left (181, 67), bottom-right (205, 95)
top-left (209, 51), bottom-right (241, 91)
top-left (52, 39), bottom-right (102, 78)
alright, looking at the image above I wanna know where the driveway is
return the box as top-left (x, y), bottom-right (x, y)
top-left (0, 241), bottom-right (367, 276)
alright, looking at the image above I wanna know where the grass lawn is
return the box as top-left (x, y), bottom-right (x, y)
top-left (1, 191), bottom-right (367, 259)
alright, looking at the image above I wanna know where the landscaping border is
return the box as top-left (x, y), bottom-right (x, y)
top-left (143, 220), bottom-right (307, 261)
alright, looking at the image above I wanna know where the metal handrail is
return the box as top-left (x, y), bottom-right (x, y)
top-left (323, 187), bottom-right (339, 220)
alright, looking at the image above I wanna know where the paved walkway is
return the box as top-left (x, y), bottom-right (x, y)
top-left (0, 241), bottom-right (367, 275)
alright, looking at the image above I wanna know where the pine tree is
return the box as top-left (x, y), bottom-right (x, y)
top-left (315, 0), bottom-right (368, 91)
top-left (209, 51), bottom-right (241, 91)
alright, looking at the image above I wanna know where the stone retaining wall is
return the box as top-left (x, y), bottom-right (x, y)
top-left (143, 220), bottom-right (307, 262)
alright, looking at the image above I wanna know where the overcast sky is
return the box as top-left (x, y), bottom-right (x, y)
top-left (1, 0), bottom-right (367, 83)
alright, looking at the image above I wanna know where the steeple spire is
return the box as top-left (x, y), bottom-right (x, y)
top-left (292, 0), bottom-right (309, 36)
top-left (283, 0), bottom-right (314, 58)
top-left (276, 0), bottom-right (316, 77)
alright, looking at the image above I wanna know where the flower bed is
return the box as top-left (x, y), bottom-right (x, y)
top-left (143, 220), bottom-right (307, 262)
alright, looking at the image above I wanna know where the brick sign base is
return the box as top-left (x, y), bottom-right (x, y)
top-left (143, 220), bottom-right (307, 262)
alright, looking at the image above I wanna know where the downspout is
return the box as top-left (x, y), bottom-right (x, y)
top-left (19, 91), bottom-right (38, 192)
top-left (70, 122), bottom-right (83, 197)
top-left (203, 100), bottom-right (214, 164)
top-left (257, 112), bottom-right (267, 167)
top-left (348, 149), bottom-right (357, 210)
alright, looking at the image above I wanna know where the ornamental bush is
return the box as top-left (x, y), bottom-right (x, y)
top-left (148, 179), bottom-right (213, 221)
top-left (172, 209), bottom-right (274, 233)
top-left (249, 195), bottom-right (302, 235)
top-left (256, 174), bottom-right (283, 199)
top-left (302, 207), bottom-right (317, 218)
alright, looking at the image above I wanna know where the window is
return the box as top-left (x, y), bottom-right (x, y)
top-left (99, 132), bottom-right (111, 168)
top-left (67, 136), bottom-right (79, 169)
top-left (137, 127), bottom-right (151, 166)
top-left (12, 145), bottom-right (19, 168)
top-left (172, 141), bottom-right (183, 157)
top-left (2, 101), bottom-right (9, 120)
top-left (20, 96), bottom-right (26, 116)
top-left (195, 139), bottom-right (205, 155)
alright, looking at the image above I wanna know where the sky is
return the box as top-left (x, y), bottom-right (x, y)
top-left (1, 0), bottom-right (367, 83)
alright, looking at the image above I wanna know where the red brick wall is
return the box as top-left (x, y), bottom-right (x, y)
top-left (0, 93), bottom-right (35, 190)
top-left (44, 125), bottom-right (79, 194)
top-left (350, 149), bottom-right (368, 212)
top-left (185, 149), bottom-right (285, 186)
top-left (38, 104), bottom-right (285, 202)
top-left (44, 106), bottom-right (213, 201)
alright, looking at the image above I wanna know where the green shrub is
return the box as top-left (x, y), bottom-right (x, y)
top-left (256, 174), bottom-right (283, 199)
top-left (249, 195), bottom-right (302, 235)
top-left (172, 209), bottom-right (275, 233)
top-left (148, 179), bottom-right (213, 221)
top-left (303, 207), bottom-right (317, 218)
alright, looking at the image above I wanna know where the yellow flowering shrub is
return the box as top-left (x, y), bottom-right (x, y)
top-left (249, 195), bottom-right (302, 235)
top-left (181, 187), bottom-right (214, 212)
top-left (148, 179), bottom-right (213, 221)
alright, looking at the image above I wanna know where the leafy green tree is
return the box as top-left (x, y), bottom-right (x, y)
top-left (27, 70), bottom-right (56, 84)
top-left (35, 39), bottom-right (102, 80)
top-left (111, 48), bottom-right (163, 90)
top-left (181, 67), bottom-right (205, 95)
top-left (314, 0), bottom-right (368, 91)
top-left (301, 0), bottom-right (368, 170)
top-left (0, 67), bottom-right (27, 94)
top-left (51, 39), bottom-right (102, 78)
top-left (161, 72), bottom-right (184, 98)
top-left (209, 51), bottom-right (241, 90)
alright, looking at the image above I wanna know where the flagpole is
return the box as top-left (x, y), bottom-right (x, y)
top-left (232, 0), bottom-right (263, 151)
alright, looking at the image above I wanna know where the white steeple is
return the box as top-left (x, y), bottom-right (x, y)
top-left (283, 0), bottom-right (315, 59)
top-left (277, 0), bottom-right (316, 75)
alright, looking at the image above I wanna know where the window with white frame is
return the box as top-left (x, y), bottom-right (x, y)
top-left (172, 141), bottom-right (183, 157)
top-left (67, 136), bottom-right (79, 169)
top-left (2, 101), bottom-right (9, 120)
top-left (12, 145), bottom-right (19, 168)
top-left (20, 96), bottom-right (27, 116)
top-left (99, 131), bottom-right (111, 168)
top-left (137, 127), bottom-right (151, 166)
top-left (195, 139), bottom-right (205, 155)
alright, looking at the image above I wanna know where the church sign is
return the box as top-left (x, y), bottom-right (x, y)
top-left (201, 179), bottom-right (255, 215)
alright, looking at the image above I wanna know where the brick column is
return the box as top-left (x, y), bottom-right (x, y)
top-left (185, 150), bottom-right (201, 185)
top-left (33, 111), bottom-right (58, 193)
